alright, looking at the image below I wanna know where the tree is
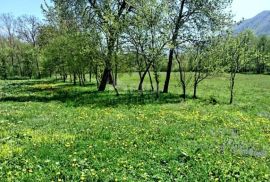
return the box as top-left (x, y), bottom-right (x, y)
top-left (126, 0), bottom-right (169, 96)
top-left (17, 15), bottom-right (42, 78)
top-left (222, 32), bottom-right (250, 104)
top-left (163, 0), bottom-right (232, 93)
top-left (0, 13), bottom-right (17, 76)
top-left (255, 35), bottom-right (270, 74)
top-left (0, 39), bottom-right (8, 79)
top-left (191, 39), bottom-right (221, 99)
top-left (174, 48), bottom-right (192, 100)
top-left (83, 0), bottom-right (135, 94)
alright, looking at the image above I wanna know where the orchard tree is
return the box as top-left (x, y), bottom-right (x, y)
top-left (174, 48), bottom-right (193, 100)
top-left (222, 32), bottom-right (251, 104)
top-left (127, 0), bottom-right (169, 96)
top-left (191, 38), bottom-right (222, 99)
top-left (163, 0), bottom-right (232, 93)
top-left (83, 0), bottom-right (136, 94)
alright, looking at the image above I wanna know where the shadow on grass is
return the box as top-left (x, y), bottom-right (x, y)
top-left (0, 79), bottom-right (187, 107)
top-left (0, 79), bottom-right (223, 107)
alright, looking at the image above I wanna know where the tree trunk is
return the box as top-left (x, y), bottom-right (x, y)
top-left (176, 55), bottom-right (187, 101)
top-left (163, 0), bottom-right (186, 93)
top-left (138, 63), bottom-right (152, 91)
top-left (153, 70), bottom-right (160, 98)
top-left (73, 73), bottom-right (76, 85)
top-left (135, 49), bottom-right (143, 81)
top-left (148, 70), bottom-right (154, 91)
top-left (115, 63), bottom-right (118, 86)
top-left (95, 65), bottom-right (99, 88)
top-left (89, 69), bottom-right (92, 83)
top-left (193, 82), bottom-right (198, 99)
top-left (98, 35), bottom-right (118, 94)
top-left (63, 74), bottom-right (66, 82)
top-left (182, 84), bottom-right (186, 101)
top-left (98, 68), bottom-right (111, 91)
top-left (83, 73), bottom-right (86, 83)
top-left (163, 49), bottom-right (174, 93)
top-left (36, 58), bottom-right (41, 79)
top-left (229, 73), bottom-right (235, 104)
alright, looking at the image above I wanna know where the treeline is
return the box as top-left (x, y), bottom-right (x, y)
top-left (0, 0), bottom-right (270, 103)
top-left (0, 14), bottom-right (41, 79)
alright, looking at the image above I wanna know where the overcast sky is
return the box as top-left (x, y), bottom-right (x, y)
top-left (0, 0), bottom-right (269, 21)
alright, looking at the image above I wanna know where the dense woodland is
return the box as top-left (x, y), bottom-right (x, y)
top-left (0, 0), bottom-right (270, 103)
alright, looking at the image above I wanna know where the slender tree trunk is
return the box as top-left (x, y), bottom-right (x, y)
top-left (63, 74), bottom-right (66, 82)
top-left (153, 69), bottom-right (160, 98)
top-left (148, 70), bottom-right (154, 91)
top-left (79, 74), bottom-right (83, 86)
top-left (193, 82), bottom-right (198, 99)
top-left (89, 67), bottom-right (92, 83)
top-left (115, 63), bottom-right (118, 86)
top-left (83, 73), bottom-right (86, 83)
top-left (176, 55), bottom-right (187, 100)
top-left (36, 57), bottom-right (41, 79)
top-left (95, 65), bottom-right (99, 88)
top-left (163, 49), bottom-right (174, 93)
top-left (182, 84), bottom-right (186, 100)
top-left (156, 78), bottom-right (160, 98)
top-left (135, 49), bottom-right (143, 81)
top-left (138, 63), bottom-right (152, 91)
top-left (163, 0), bottom-right (186, 93)
top-left (73, 73), bottom-right (76, 85)
top-left (229, 72), bottom-right (236, 104)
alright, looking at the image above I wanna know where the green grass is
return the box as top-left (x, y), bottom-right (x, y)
top-left (0, 73), bottom-right (269, 181)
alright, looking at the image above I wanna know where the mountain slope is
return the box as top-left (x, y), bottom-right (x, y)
top-left (234, 10), bottom-right (270, 36)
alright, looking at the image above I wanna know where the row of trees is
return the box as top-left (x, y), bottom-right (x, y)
top-left (0, 14), bottom-right (41, 79)
top-left (0, 0), bottom-right (270, 103)
top-left (175, 31), bottom-right (270, 103)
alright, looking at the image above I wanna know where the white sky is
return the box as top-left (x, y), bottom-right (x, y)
top-left (0, 0), bottom-right (269, 21)
top-left (232, 0), bottom-right (270, 21)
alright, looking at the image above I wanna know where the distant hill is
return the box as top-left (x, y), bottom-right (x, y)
top-left (234, 10), bottom-right (270, 36)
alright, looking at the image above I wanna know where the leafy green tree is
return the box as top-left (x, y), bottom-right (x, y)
top-left (0, 41), bottom-right (8, 79)
top-left (83, 0), bottom-right (135, 94)
top-left (174, 48), bottom-right (193, 100)
top-left (255, 35), bottom-right (270, 74)
top-left (163, 0), bottom-right (232, 93)
top-left (127, 0), bottom-right (169, 96)
top-left (0, 13), bottom-right (17, 76)
top-left (191, 39), bottom-right (222, 99)
top-left (222, 32), bottom-right (251, 104)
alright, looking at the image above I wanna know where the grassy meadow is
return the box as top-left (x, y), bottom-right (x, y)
top-left (0, 73), bottom-right (269, 181)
